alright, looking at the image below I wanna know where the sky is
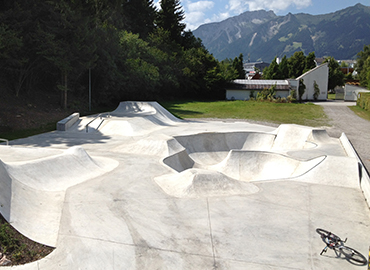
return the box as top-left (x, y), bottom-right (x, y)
top-left (154, 0), bottom-right (370, 31)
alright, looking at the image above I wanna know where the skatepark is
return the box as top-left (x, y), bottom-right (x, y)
top-left (0, 101), bottom-right (369, 269)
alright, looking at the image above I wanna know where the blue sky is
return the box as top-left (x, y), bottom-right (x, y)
top-left (155, 0), bottom-right (370, 30)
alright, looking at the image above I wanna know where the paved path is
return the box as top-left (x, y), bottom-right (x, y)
top-left (314, 100), bottom-right (370, 173)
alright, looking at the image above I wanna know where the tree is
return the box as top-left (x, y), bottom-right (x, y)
top-left (298, 79), bottom-right (306, 102)
top-left (288, 51), bottom-right (306, 78)
top-left (121, 0), bottom-right (157, 39)
top-left (37, 1), bottom-right (98, 109)
top-left (157, 0), bottom-right (185, 44)
top-left (313, 80), bottom-right (320, 100)
top-left (304, 52), bottom-right (316, 73)
top-left (232, 53), bottom-right (245, 79)
top-left (0, 0), bottom-right (46, 97)
top-left (278, 55), bottom-right (289, 79)
top-left (263, 57), bottom-right (280, 79)
top-left (324, 56), bottom-right (344, 91)
top-left (356, 45), bottom-right (370, 88)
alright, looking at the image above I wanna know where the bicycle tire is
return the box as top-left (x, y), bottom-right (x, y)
top-left (339, 246), bottom-right (368, 264)
top-left (316, 228), bottom-right (341, 243)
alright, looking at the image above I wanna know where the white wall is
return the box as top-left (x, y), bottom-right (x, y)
top-left (295, 64), bottom-right (329, 101)
top-left (344, 84), bottom-right (370, 101)
top-left (226, 89), bottom-right (290, 100)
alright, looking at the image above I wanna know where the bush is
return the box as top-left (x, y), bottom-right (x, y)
top-left (357, 92), bottom-right (370, 111)
top-left (256, 84), bottom-right (276, 101)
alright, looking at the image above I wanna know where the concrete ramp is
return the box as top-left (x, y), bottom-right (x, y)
top-left (111, 101), bottom-right (181, 124)
top-left (210, 151), bottom-right (325, 182)
top-left (0, 146), bottom-right (118, 247)
top-left (0, 160), bottom-right (12, 221)
top-left (154, 169), bottom-right (259, 198)
top-left (64, 102), bottom-right (181, 135)
top-left (5, 146), bottom-right (118, 191)
top-left (114, 135), bottom-right (185, 157)
top-left (174, 132), bottom-right (276, 165)
top-left (272, 124), bottom-right (315, 151)
top-left (163, 149), bottom-right (196, 172)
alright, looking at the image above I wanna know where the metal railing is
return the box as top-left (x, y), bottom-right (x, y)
top-left (85, 112), bottom-right (111, 133)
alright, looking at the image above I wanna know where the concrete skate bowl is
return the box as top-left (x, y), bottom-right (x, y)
top-left (156, 131), bottom-right (326, 197)
top-left (0, 146), bottom-right (118, 246)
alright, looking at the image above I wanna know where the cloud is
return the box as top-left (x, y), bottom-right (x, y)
top-left (183, 0), bottom-right (215, 30)
top-left (188, 1), bottom-right (214, 12)
top-left (228, 0), bottom-right (312, 13)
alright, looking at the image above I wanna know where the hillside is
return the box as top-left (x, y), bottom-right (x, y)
top-left (193, 3), bottom-right (370, 62)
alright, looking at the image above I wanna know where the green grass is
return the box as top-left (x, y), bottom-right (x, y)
top-left (161, 100), bottom-right (331, 127)
top-left (349, 105), bottom-right (370, 121)
top-left (0, 122), bottom-right (57, 141)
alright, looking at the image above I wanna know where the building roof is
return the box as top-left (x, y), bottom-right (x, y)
top-left (230, 79), bottom-right (290, 90)
top-left (296, 63), bottom-right (328, 80)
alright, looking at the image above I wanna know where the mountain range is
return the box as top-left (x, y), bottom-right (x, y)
top-left (192, 3), bottom-right (370, 62)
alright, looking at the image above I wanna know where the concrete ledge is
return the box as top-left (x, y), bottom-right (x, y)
top-left (340, 132), bottom-right (370, 208)
top-left (57, 113), bottom-right (79, 131)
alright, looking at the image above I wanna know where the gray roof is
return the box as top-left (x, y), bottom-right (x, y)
top-left (231, 80), bottom-right (290, 90)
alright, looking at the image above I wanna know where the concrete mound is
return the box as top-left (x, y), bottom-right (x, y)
top-left (155, 169), bottom-right (259, 198)
top-left (67, 101), bottom-right (182, 136)
top-left (210, 150), bottom-right (325, 181)
top-left (0, 146), bottom-right (118, 246)
top-left (272, 124), bottom-right (315, 151)
top-left (5, 146), bottom-right (118, 191)
top-left (114, 135), bottom-right (185, 156)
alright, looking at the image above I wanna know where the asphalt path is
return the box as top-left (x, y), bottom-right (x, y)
top-left (314, 100), bottom-right (370, 173)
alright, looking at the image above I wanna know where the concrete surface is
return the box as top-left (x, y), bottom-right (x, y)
top-left (0, 101), bottom-right (369, 269)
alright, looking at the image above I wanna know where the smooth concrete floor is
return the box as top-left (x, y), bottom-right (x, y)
top-left (1, 101), bottom-right (369, 270)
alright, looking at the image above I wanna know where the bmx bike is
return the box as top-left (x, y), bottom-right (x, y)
top-left (316, 228), bottom-right (367, 265)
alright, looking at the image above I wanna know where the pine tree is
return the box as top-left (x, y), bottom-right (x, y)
top-left (122, 0), bottom-right (156, 39)
top-left (157, 0), bottom-right (186, 44)
top-left (232, 53), bottom-right (245, 79)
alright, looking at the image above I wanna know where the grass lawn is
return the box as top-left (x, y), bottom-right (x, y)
top-left (161, 100), bottom-right (331, 127)
top-left (349, 105), bottom-right (370, 121)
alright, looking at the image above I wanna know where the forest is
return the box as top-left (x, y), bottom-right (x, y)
top-left (0, 0), bottom-right (244, 109)
top-left (1, 1), bottom-right (369, 111)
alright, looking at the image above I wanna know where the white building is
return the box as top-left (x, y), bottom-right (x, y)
top-left (226, 63), bottom-right (329, 101)
top-left (289, 63), bottom-right (329, 101)
top-left (344, 84), bottom-right (370, 101)
top-left (226, 80), bottom-right (290, 100)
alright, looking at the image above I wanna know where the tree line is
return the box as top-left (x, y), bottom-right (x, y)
top-left (0, 0), bottom-right (240, 109)
top-left (263, 48), bottom-right (370, 91)
top-left (1, 1), bottom-right (369, 110)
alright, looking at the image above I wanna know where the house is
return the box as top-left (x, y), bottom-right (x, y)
top-left (243, 62), bottom-right (270, 76)
top-left (289, 63), bottom-right (329, 101)
top-left (226, 80), bottom-right (291, 100)
top-left (344, 84), bottom-right (370, 101)
top-left (226, 63), bottom-right (329, 101)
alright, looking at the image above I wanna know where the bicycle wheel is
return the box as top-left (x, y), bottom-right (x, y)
top-left (316, 228), bottom-right (341, 244)
top-left (339, 246), bottom-right (367, 264)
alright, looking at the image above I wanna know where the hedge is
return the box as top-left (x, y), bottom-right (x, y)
top-left (357, 92), bottom-right (370, 111)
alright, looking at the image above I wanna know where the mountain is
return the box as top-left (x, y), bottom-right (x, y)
top-left (193, 4), bottom-right (370, 62)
